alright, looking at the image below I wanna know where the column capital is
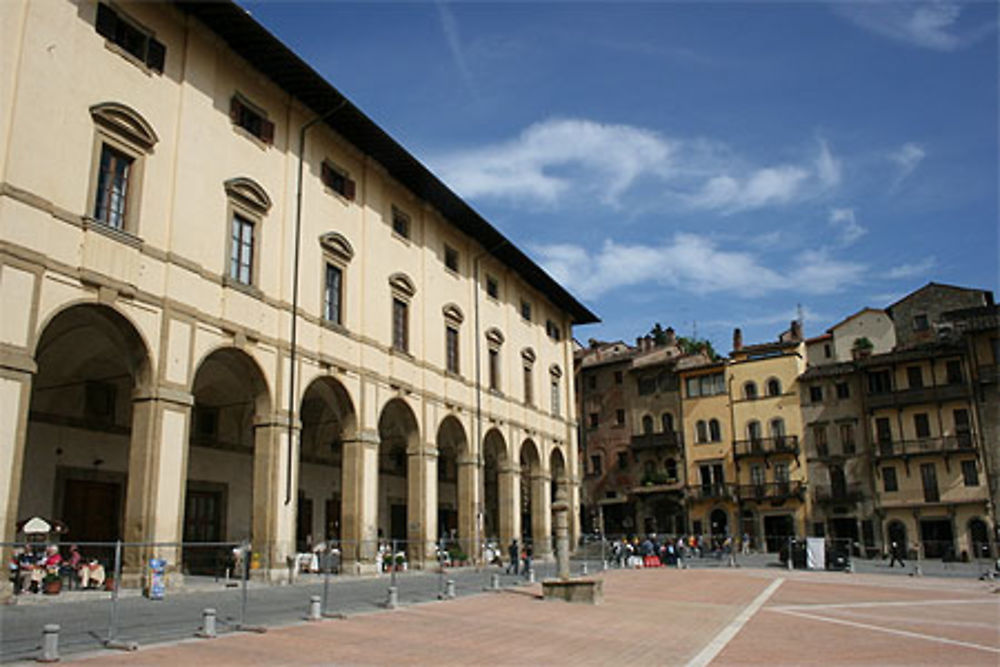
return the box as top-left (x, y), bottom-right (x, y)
top-left (132, 385), bottom-right (194, 408)
top-left (253, 412), bottom-right (300, 430)
top-left (343, 429), bottom-right (379, 449)
top-left (0, 345), bottom-right (37, 377)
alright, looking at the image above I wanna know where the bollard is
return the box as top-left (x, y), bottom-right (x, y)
top-left (602, 559), bottom-right (608, 571)
top-left (728, 552), bottom-right (735, 568)
top-left (386, 585), bottom-right (398, 609)
top-left (489, 573), bottom-right (500, 590)
top-left (308, 595), bottom-right (322, 621)
top-left (581, 562), bottom-right (589, 576)
top-left (527, 568), bottom-right (535, 584)
top-left (39, 624), bottom-right (60, 663)
top-left (197, 608), bottom-right (217, 639)
top-left (846, 558), bottom-right (854, 574)
top-left (445, 579), bottom-right (456, 599)
top-left (786, 537), bottom-right (794, 572)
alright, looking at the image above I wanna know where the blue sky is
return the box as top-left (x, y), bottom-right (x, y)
top-left (244, 0), bottom-right (998, 351)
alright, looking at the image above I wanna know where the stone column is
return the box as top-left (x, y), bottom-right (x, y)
top-left (122, 386), bottom-right (193, 585)
top-left (457, 455), bottom-right (479, 561)
top-left (552, 497), bottom-right (570, 581)
top-left (499, 463), bottom-right (519, 547)
top-left (341, 430), bottom-right (379, 571)
top-left (532, 472), bottom-right (552, 559)
top-left (251, 414), bottom-right (298, 582)
top-left (407, 444), bottom-right (437, 567)
top-left (0, 358), bottom-right (34, 599)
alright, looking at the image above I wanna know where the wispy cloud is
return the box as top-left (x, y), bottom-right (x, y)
top-left (531, 234), bottom-right (866, 300)
top-left (829, 207), bottom-right (867, 246)
top-left (435, 1), bottom-right (477, 98)
top-left (886, 257), bottom-right (937, 279)
top-left (834, 1), bottom-right (996, 51)
top-left (432, 118), bottom-right (840, 212)
top-left (889, 142), bottom-right (926, 189)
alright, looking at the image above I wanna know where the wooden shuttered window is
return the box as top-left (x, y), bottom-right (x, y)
top-left (229, 96), bottom-right (275, 145)
top-left (321, 162), bottom-right (356, 201)
top-left (94, 3), bottom-right (165, 73)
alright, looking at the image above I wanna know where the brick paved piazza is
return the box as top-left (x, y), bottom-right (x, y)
top-left (72, 568), bottom-right (1000, 666)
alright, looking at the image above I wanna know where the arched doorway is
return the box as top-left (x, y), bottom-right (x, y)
top-left (436, 416), bottom-right (468, 555)
top-left (377, 398), bottom-right (418, 559)
top-left (185, 347), bottom-right (271, 574)
top-left (520, 440), bottom-right (541, 545)
top-left (482, 428), bottom-right (507, 545)
top-left (710, 509), bottom-right (729, 542)
top-left (887, 520), bottom-right (907, 555)
top-left (18, 304), bottom-right (151, 563)
top-left (968, 518), bottom-right (989, 560)
top-left (297, 377), bottom-right (355, 555)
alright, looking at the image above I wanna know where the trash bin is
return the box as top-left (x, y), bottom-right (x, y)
top-left (146, 558), bottom-right (166, 600)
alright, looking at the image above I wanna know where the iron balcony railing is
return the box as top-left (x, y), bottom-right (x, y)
top-left (874, 433), bottom-right (976, 458)
top-left (732, 435), bottom-right (800, 459)
top-left (629, 431), bottom-right (682, 451)
top-left (812, 482), bottom-right (865, 504)
top-left (736, 480), bottom-right (805, 502)
top-left (688, 483), bottom-right (736, 501)
top-left (865, 382), bottom-right (969, 410)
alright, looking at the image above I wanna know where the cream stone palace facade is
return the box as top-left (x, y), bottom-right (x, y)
top-left (0, 0), bottom-right (597, 585)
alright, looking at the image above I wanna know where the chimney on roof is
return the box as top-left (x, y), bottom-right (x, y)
top-left (790, 320), bottom-right (803, 342)
top-left (733, 328), bottom-right (743, 351)
top-left (635, 337), bottom-right (644, 350)
top-left (664, 327), bottom-right (676, 346)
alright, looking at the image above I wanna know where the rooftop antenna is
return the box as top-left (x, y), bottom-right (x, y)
top-left (691, 320), bottom-right (698, 341)
top-left (796, 303), bottom-right (804, 326)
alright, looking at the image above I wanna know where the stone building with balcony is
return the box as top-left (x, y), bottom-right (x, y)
top-left (677, 356), bottom-right (735, 542)
top-left (728, 325), bottom-right (809, 552)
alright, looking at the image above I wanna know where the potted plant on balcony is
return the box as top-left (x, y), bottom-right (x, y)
top-left (852, 337), bottom-right (873, 359)
top-left (42, 570), bottom-right (62, 595)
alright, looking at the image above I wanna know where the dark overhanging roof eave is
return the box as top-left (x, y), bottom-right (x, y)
top-left (172, 0), bottom-right (599, 325)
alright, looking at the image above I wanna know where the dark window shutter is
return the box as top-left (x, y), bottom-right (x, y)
top-left (320, 163), bottom-right (333, 188)
top-left (95, 3), bottom-right (117, 39)
top-left (229, 96), bottom-right (242, 124)
top-left (260, 118), bottom-right (275, 144)
top-left (146, 38), bottom-right (166, 72)
top-left (344, 178), bottom-right (356, 201)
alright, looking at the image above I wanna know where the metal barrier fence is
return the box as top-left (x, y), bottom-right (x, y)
top-left (0, 537), bottom-right (562, 662)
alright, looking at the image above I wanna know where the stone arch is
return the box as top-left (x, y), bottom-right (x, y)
top-left (482, 428), bottom-right (508, 544)
top-left (436, 415), bottom-right (469, 551)
top-left (519, 439), bottom-right (545, 549)
top-left (17, 303), bottom-right (154, 557)
top-left (549, 446), bottom-right (568, 502)
top-left (184, 346), bottom-right (274, 574)
top-left (296, 376), bottom-right (357, 552)
top-left (377, 397), bottom-right (420, 556)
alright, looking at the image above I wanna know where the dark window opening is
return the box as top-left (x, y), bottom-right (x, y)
top-left (93, 144), bottom-right (132, 229)
top-left (322, 162), bottom-right (356, 200)
top-left (229, 96), bottom-right (274, 144)
top-left (445, 246), bottom-right (459, 272)
top-left (324, 264), bottom-right (342, 325)
top-left (95, 3), bottom-right (165, 72)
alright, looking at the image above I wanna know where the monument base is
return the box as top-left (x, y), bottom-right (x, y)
top-left (541, 578), bottom-right (603, 605)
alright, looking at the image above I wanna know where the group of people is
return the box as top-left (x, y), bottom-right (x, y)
top-left (610, 534), bottom-right (737, 567)
top-left (504, 539), bottom-right (533, 577)
top-left (7, 543), bottom-right (106, 594)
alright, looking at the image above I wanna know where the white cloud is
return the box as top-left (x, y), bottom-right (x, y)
top-left (829, 207), bottom-right (867, 246)
top-left (435, 2), bottom-right (477, 97)
top-left (532, 233), bottom-right (865, 300)
top-left (834, 1), bottom-right (995, 51)
top-left (432, 118), bottom-right (672, 206)
top-left (889, 142), bottom-right (926, 188)
top-left (886, 257), bottom-right (937, 280)
top-left (432, 118), bottom-right (840, 212)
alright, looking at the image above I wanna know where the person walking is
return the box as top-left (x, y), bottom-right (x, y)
top-left (506, 539), bottom-right (519, 575)
top-left (888, 541), bottom-right (905, 568)
top-left (522, 543), bottom-right (533, 578)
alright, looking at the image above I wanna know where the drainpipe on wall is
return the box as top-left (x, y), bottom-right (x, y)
top-left (286, 101), bottom-right (347, 505)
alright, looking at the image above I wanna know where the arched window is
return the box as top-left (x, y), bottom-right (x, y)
top-left (224, 177), bottom-right (272, 288)
top-left (770, 418), bottom-right (786, 448)
top-left (744, 381), bottom-right (758, 400)
top-left (747, 420), bottom-right (762, 444)
top-left (665, 458), bottom-right (677, 480)
top-left (766, 377), bottom-right (782, 397)
top-left (709, 418), bottom-right (721, 442)
top-left (87, 102), bottom-right (158, 235)
top-left (661, 413), bottom-right (674, 434)
top-left (696, 420), bottom-right (708, 443)
top-left (642, 415), bottom-right (654, 435)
